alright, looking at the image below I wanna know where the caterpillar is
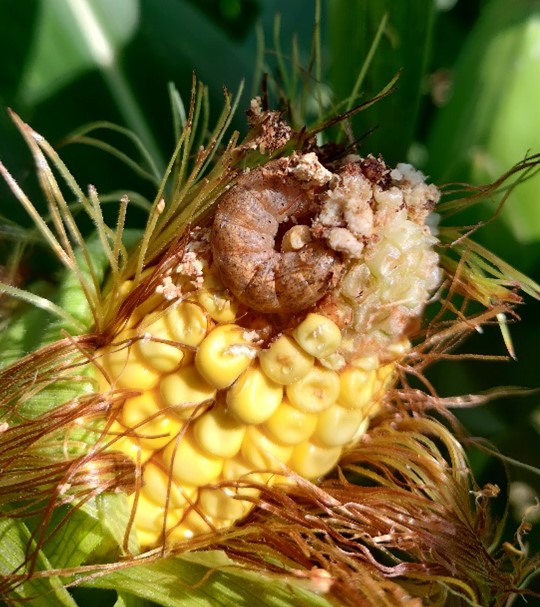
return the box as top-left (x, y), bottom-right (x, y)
top-left (211, 157), bottom-right (344, 314)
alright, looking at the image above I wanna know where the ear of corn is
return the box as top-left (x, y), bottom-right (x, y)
top-left (3, 61), bottom-right (538, 606)
top-left (96, 153), bottom-right (442, 548)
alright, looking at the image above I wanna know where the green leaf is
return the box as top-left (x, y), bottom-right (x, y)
top-left (16, 0), bottom-right (165, 174)
top-left (82, 552), bottom-right (333, 607)
top-left (95, 493), bottom-right (139, 556)
top-left (327, 0), bottom-right (436, 163)
top-left (36, 495), bottom-right (137, 573)
top-left (37, 505), bottom-right (105, 571)
top-left (0, 518), bottom-right (78, 607)
top-left (427, 0), bottom-right (540, 272)
top-left (18, 0), bottom-right (138, 107)
top-left (115, 592), bottom-right (151, 607)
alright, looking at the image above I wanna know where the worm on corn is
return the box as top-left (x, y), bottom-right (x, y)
top-left (97, 149), bottom-right (443, 547)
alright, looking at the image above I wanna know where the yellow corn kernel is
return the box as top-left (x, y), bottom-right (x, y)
top-left (130, 292), bottom-right (164, 326)
top-left (286, 365), bottom-right (340, 413)
top-left (162, 430), bottom-right (223, 486)
top-left (195, 324), bottom-right (257, 389)
top-left (140, 460), bottom-right (197, 509)
top-left (292, 313), bottom-right (342, 358)
top-left (160, 365), bottom-right (217, 418)
top-left (165, 508), bottom-right (216, 542)
top-left (107, 421), bottom-right (154, 465)
top-left (241, 426), bottom-right (293, 470)
top-left (226, 364), bottom-right (283, 424)
top-left (122, 390), bottom-right (182, 450)
top-left (318, 351), bottom-right (346, 371)
top-left (101, 331), bottom-right (160, 390)
top-left (386, 338), bottom-right (410, 358)
top-left (130, 492), bottom-right (166, 537)
top-left (337, 367), bottom-right (378, 410)
top-left (222, 457), bottom-right (273, 486)
top-left (135, 315), bottom-right (186, 373)
top-left (350, 355), bottom-right (379, 371)
top-left (201, 265), bottom-right (223, 289)
top-left (312, 403), bottom-right (366, 447)
top-left (377, 362), bottom-right (396, 387)
top-left (166, 301), bottom-right (210, 347)
top-left (195, 289), bottom-right (238, 322)
top-left (288, 440), bottom-right (342, 479)
top-left (264, 398), bottom-right (318, 445)
top-left (259, 335), bottom-right (314, 385)
top-left (349, 417), bottom-right (370, 444)
top-left (135, 527), bottom-right (162, 549)
top-left (199, 487), bottom-right (251, 521)
top-left (193, 405), bottom-right (246, 458)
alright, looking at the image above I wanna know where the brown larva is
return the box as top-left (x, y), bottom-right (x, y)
top-left (211, 158), bottom-right (343, 314)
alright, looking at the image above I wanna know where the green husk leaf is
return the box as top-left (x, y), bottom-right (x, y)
top-left (0, 518), bottom-right (78, 607)
top-left (114, 592), bottom-right (150, 607)
top-left (80, 552), bottom-right (333, 607)
top-left (18, 0), bottom-right (164, 174)
top-left (1, 235), bottom-right (108, 358)
top-left (37, 495), bottom-right (137, 572)
top-left (427, 0), bottom-right (540, 271)
top-left (328, 0), bottom-right (436, 162)
top-left (95, 493), bottom-right (139, 556)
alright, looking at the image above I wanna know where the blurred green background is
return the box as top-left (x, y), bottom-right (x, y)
top-left (0, 0), bottom-right (539, 599)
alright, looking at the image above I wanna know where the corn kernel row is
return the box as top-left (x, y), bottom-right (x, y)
top-left (94, 152), bottom-right (446, 548)
top-left (100, 270), bottom-right (398, 546)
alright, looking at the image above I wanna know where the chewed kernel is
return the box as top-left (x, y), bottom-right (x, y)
top-left (259, 334), bottom-right (314, 385)
top-left (166, 301), bottom-right (209, 347)
top-left (195, 324), bottom-right (258, 389)
top-left (140, 461), bottom-right (197, 509)
top-left (162, 430), bottom-right (223, 486)
top-left (196, 289), bottom-right (238, 322)
top-left (122, 390), bottom-right (182, 449)
top-left (288, 440), bottom-right (342, 479)
top-left (337, 367), bottom-right (377, 410)
top-left (226, 364), bottom-right (283, 424)
top-left (312, 403), bottom-right (365, 447)
top-left (286, 365), bottom-right (340, 413)
top-left (241, 426), bottom-right (293, 470)
top-left (193, 405), bottom-right (246, 458)
top-left (101, 331), bottom-right (160, 390)
top-left (264, 398), bottom-right (318, 445)
top-left (292, 313), bottom-right (342, 358)
top-left (160, 365), bottom-right (216, 418)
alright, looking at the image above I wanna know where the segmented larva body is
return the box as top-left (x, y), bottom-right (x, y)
top-left (99, 152), bottom-right (443, 547)
top-left (212, 158), bottom-right (342, 314)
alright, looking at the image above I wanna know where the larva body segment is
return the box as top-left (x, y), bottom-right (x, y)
top-left (211, 158), bottom-right (342, 314)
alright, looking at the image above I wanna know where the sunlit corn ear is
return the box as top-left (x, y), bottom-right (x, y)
top-left (89, 147), bottom-right (447, 547)
top-left (1, 76), bottom-right (540, 607)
